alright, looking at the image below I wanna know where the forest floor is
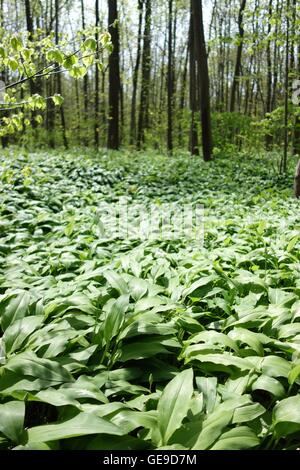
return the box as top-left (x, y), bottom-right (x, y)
top-left (0, 148), bottom-right (300, 450)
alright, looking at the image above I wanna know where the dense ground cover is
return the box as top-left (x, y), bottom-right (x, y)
top-left (0, 149), bottom-right (300, 450)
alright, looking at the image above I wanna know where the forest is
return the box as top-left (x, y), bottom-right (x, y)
top-left (0, 0), bottom-right (300, 454)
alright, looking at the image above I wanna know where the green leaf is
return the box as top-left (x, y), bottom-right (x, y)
top-left (192, 396), bottom-right (251, 450)
top-left (183, 275), bottom-right (215, 299)
top-left (3, 316), bottom-right (43, 354)
top-left (157, 368), bottom-right (193, 445)
top-left (252, 375), bottom-right (285, 398)
top-left (69, 65), bottom-right (87, 78)
top-left (4, 351), bottom-right (74, 385)
top-left (104, 294), bottom-right (129, 344)
top-left (0, 401), bottom-right (25, 442)
top-left (192, 408), bottom-right (233, 450)
top-left (63, 54), bottom-right (77, 69)
top-left (261, 356), bottom-right (291, 378)
top-left (228, 328), bottom-right (264, 356)
top-left (46, 48), bottom-right (64, 64)
top-left (10, 36), bottom-right (22, 51)
top-left (0, 291), bottom-right (31, 331)
top-left (103, 270), bottom-right (128, 295)
top-left (196, 377), bottom-right (217, 413)
top-left (288, 364), bottom-right (300, 386)
top-left (273, 395), bottom-right (300, 437)
top-left (233, 403), bottom-right (266, 423)
top-left (287, 235), bottom-right (299, 252)
top-left (51, 94), bottom-right (64, 106)
top-left (27, 412), bottom-right (124, 443)
top-left (119, 340), bottom-right (170, 362)
top-left (210, 426), bottom-right (259, 450)
top-left (184, 352), bottom-right (254, 371)
top-left (83, 37), bottom-right (97, 51)
top-left (8, 58), bottom-right (18, 71)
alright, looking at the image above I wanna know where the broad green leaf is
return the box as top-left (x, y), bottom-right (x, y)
top-left (103, 270), bottom-right (128, 295)
top-left (27, 412), bottom-right (124, 442)
top-left (261, 356), bottom-right (291, 378)
top-left (184, 352), bottom-right (254, 371)
top-left (228, 328), bottom-right (264, 356)
top-left (233, 403), bottom-right (266, 423)
top-left (134, 296), bottom-right (166, 312)
top-left (192, 408), bottom-right (233, 450)
top-left (0, 401), bottom-right (25, 442)
top-left (288, 364), bottom-right (300, 386)
top-left (183, 275), bottom-right (215, 299)
top-left (273, 395), bottom-right (300, 437)
top-left (119, 341), bottom-right (170, 362)
top-left (187, 330), bottom-right (239, 354)
top-left (196, 377), bottom-right (217, 413)
top-left (104, 294), bottom-right (129, 343)
top-left (0, 291), bottom-right (31, 331)
top-left (3, 315), bottom-right (43, 354)
top-left (157, 368), bottom-right (193, 445)
top-left (251, 375), bottom-right (285, 398)
top-left (4, 351), bottom-right (74, 385)
top-left (210, 426), bottom-right (259, 450)
top-left (287, 235), bottom-right (299, 252)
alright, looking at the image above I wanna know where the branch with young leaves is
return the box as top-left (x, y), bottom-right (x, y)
top-left (0, 27), bottom-right (112, 137)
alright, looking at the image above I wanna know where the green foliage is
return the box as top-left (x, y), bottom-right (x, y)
top-left (0, 28), bottom-right (112, 138)
top-left (212, 112), bottom-right (258, 151)
top-left (0, 149), bottom-right (299, 450)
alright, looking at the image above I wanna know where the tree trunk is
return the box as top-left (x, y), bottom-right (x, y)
top-left (292, 0), bottom-right (300, 156)
top-left (81, 0), bottom-right (89, 145)
top-left (130, 0), bottom-right (143, 145)
top-left (107, 0), bottom-right (120, 150)
top-left (265, 0), bottom-right (273, 149)
top-left (24, 0), bottom-right (38, 129)
top-left (189, 13), bottom-right (198, 156)
top-left (137, 0), bottom-right (151, 150)
top-left (55, 0), bottom-right (68, 148)
top-left (178, 41), bottom-right (188, 148)
top-left (281, 0), bottom-right (289, 174)
top-left (295, 160), bottom-right (300, 197)
top-left (0, 0), bottom-right (8, 147)
top-left (167, 0), bottom-right (174, 154)
top-left (191, 0), bottom-right (213, 161)
top-left (230, 0), bottom-right (246, 113)
top-left (95, 0), bottom-right (100, 148)
top-left (294, 42), bottom-right (300, 156)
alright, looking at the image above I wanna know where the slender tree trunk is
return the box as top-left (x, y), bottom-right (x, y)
top-left (167, 0), bottom-right (174, 154)
top-left (157, 31), bottom-right (167, 148)
top-left (178, 42), bottom-right (188, 148)
top-left (137, 0), bottom-right (151, 150)
top-left (230, 0), bottom-right (247, 113)
top-left (294, 42), bottom-right (300, 156)
top-left (271, 0), bottom-right (280, 111)
top-left (191, 0), bottom-right (213, 161)
top-left (265, 0), bottom-right (273, 149)
top-left (81, 0), bottom-right (89, 145)
top-left (291, 0), bottom-right (300, 155)
top-left (55, 0), bottom-right (68, 148)
top-left (24, 0), bottom-right (38, 129)
top-left (107, 0), bottom-right (120, 150)
top-left (46, 76), bottom-right (55, 148)
top-left (130, 0), bottom-right (143, 145)
top-left (189, 12), bottom-right (198, 156)
top-left (281, 0), bottom-right (290, 174)
top-left (0, 0), bottom-right (8, 147)
top-left (94, 0), bottom-right (100, 147)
